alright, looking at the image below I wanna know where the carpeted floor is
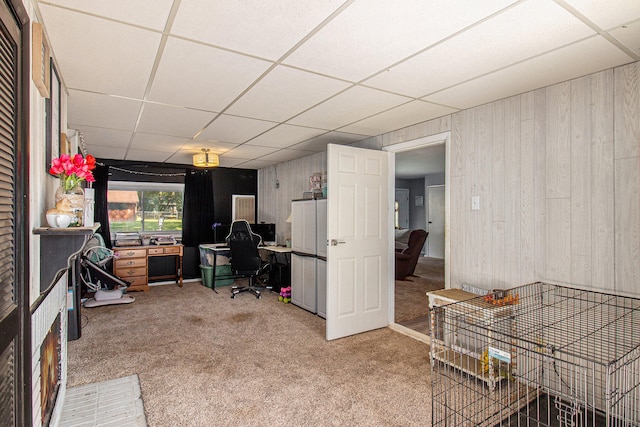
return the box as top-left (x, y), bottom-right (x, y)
top-left (68, 282), bottom-right (434, 426)
top-left (394, 257), bottom-right (445, 330)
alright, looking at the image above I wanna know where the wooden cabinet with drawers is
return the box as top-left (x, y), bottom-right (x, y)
top-left (114, 247), bottom-right (149, 291)
top-left (113, 244), bottom-right (183, 292)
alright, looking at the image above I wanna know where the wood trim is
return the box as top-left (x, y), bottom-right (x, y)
top-left (31, 22), bottom-right (50, 98)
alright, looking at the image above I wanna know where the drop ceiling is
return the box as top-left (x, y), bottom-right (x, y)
top-left (36, 0), bottom-right (640, 170)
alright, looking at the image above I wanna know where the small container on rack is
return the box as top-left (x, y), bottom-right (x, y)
top-left (309, 171), bottom-right (326, 191)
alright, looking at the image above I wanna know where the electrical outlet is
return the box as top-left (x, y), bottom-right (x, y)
top-left (471, 196), bottom-right (480, 210)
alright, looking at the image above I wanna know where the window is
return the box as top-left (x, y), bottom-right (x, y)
top-left (107, 182), bottom-right (184, 233)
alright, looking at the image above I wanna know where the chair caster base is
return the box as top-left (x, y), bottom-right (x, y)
top-left (230, 287), bottom-right (261, 299)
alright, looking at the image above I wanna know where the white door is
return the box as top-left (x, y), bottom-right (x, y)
top-left (427, 185), bottom-right (445, 258)
top-left (326, 144), bottom-right (391, 340)
top-left (395, 188), bottom-right (409, 229)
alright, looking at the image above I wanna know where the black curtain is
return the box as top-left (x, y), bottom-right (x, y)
top-left (182, 169), bottom-right (215, 246)
top-left (93, 164), bottom-right (112, 248)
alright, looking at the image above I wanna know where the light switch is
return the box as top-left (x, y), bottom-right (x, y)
top-left (471, 196), bottom-right (480, 211)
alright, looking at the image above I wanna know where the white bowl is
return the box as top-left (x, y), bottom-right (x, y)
top-left (46, 213), bottom-right (72, 228)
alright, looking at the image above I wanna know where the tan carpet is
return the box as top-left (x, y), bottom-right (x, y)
top-left (395, 257), bottom-right (445, 324)
top-left (68, 282), bottom-right (433, 426)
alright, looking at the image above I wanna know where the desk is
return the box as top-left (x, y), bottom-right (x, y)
top-left (113, 244), bottom-right (183, 291)
top-left (199, 244), bottom-right (291, 292)
top-left (260, 246), bottom-right (291, 291)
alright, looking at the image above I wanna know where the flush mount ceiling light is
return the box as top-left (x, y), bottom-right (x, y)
top-left (193, 148), bottom-right (219, 168)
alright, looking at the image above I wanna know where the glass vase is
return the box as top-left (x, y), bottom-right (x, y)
top-left (55, 182), bottom-right (84, 227)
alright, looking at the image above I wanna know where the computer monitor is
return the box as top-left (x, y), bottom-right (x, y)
top-left (214, 223), bottom-right (276, 245)
top-left (250, 223), bottom-right (276, 245)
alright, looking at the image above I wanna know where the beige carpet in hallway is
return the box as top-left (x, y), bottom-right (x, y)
top-left (394, 257), bottom-right (445, 325)
top-left (68, 282), bottom-right (433, 426)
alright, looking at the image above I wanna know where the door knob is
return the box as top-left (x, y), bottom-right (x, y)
top-left (330, 239), bottom-right (346, 246)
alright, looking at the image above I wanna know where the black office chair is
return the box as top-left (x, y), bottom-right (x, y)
top-left (226, 220), bottom-right (270, 299)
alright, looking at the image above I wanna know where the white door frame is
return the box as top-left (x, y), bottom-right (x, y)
top-left (383, 132), bottom-right (451, 339)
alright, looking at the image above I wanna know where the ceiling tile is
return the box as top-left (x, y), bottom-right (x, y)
top-left (197, 114), bottom-right (277, 143)
top-left (288, 85), bottom-right (411, 130)
top-left (217, 157), bottom-right (252, 168)
top-left (424, 36), bottom-right (635, 110)
top-left (226, 66), bottom-right (352, 122)
top-left (136, 103), bottom-right (216, 138)
top-left (289, 131), bottom-right (369, 152)
top-left (40, 0), bottom-right (175, 31)
top-left (39, 5), bottom-right (162, 98)
top-left (340, 101), bottom-right (459, 136)
top-left (563, 0), bottom-right (640, 29)
top-left (171, 0), bottom-right (345, 60)
top-left (363, 0), bottom-right (595, 98)
top-left (233, 159), bottom-right (279, 169)
top-left (129, 133), bottom-right (191, 152)
top-left (148, 36), bottom-right (272, 112)
top-left (86, 145), bottom-right (127, 161)
top-left (181, 140), bottom-right (238, 154)
top-left (283, 0), bottom-right (519, 81)
top-left (223, 144), bottom-right (279, 160)
top-left (69, 126), bottom-right (132, 150)
top-left (609, 21), bottom-right (640, 55)
top-left (125, 149), bottom-right (176, 163)
top-left (165, 151), bottom-right (200, 165)
top-left (67, 90), bottom-right (142, 130)
top-left (259, 149), bottom-right (317, 163)
top-left (246, 124), bottom-right (327, 148)
top-left (36, 0), bottom-right (640, 170)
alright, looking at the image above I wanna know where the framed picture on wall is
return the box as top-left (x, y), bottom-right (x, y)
top-left (31, 23), bottom-right (50, 98)
top-left (46, 62), bottom-right (61, 175)
top-left (60, 133), bottom-right (69, 155)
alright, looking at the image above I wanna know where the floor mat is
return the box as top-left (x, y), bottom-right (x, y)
top-left (59, 374), bottom-right (147, 427)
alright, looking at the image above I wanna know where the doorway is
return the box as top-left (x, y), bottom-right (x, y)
top-left (384, 132), bottom-right (450, 342)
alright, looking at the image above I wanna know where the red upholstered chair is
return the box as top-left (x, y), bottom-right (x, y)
top-left (395, 229), bottom-right (428, 280)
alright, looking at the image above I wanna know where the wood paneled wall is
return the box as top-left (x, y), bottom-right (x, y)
top-left (257, 151), bottom-right (326, 245)
top-left (259, 61), bottom-right (640, 296)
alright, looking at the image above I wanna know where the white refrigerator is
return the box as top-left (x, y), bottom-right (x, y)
top-left (291, 198), bottom-right (327, 317)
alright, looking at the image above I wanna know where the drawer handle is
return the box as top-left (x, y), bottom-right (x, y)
top-left (127, 261), bottom-right (135, 266)
top-left (127, 251), bottom-right (135, 256)
top-left (127, 270), bottom-right (136, 275)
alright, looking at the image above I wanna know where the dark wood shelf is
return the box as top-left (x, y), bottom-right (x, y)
top-left (33, 223), bottom-right (100, 294)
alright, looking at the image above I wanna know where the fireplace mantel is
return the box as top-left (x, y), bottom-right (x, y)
top-left (33, 223), bottom-right (100, 296)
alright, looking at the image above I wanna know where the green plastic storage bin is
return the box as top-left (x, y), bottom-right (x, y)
top-left (200, 264), bottom-right (234, 288)
top-left (200, 265), bottom-right (213, 288)
top-left (200, 264), bottom-right (233, 288)
top-left (215, 265), bottom-right (234, 287)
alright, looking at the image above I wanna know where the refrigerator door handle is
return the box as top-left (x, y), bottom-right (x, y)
top-left (330, 239), bottom-right (346, 246)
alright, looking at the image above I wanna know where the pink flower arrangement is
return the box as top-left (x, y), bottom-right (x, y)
top-left (49, 153), bottom-right (96, 191)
